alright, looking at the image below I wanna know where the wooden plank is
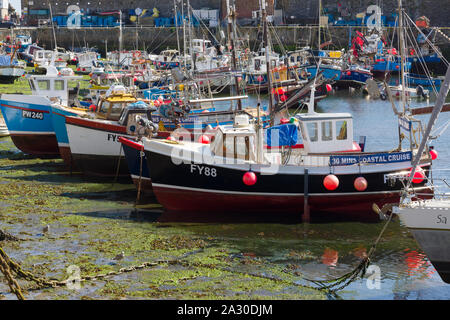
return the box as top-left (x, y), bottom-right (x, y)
top-left (411, 103), bottom-right (450, 115)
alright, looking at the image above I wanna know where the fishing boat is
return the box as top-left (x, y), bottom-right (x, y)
top-left (140, 68), bottom-right (436, 219)
top-left (405, 73), bottom-right (443, 87)
top-left (336, 65), bottom-right (373, 88)
top-left (64, 85), bottom-right (144, 176)
top-left (0, 55), bottom-right (26, 83)
top-left (388, 84), bottom-right (430, 99)
top-left (0, 66), bottom-right (83, 156)
top-left (19, 44), bottom-right (43, 66)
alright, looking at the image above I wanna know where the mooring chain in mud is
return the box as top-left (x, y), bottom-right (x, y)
top-left (302, 210), bottom-right (395, 293)
top-left (0, 251), bottom-right (25, 300)
top-left (0, 229), bottom-right (20, 242)
top-left (0, 246), bottom-right (204, 299)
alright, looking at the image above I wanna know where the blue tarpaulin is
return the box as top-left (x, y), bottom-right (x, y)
top-left (0, 55), bottom-right (17, 66)
top-left (265, 123), bottom-right (298, 147)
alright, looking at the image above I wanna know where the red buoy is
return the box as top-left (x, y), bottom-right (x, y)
top-left (279, 118), bottom-right (290, 124)
top-left (167, 136), bottom-right (176, 141)
top-left (277, 87), bottom-right (285, 95)
top-left (280, 94), bottom-right (287, 102)
top-left (198, 135), bottom-right (210, 144)
top-left (354, 177), bottom-right (368, 191)
top-left (409, 167), bottom-right (425, 184)
top-left (257, 75), bottom-right (264, 82)
top-left (323, 174), bottom-right (339, 191)
top-left (243, 171), bottom-right (257, 186)
top-left (89, 104), bottom-right (97, 112)
top-left (346, 71), bottom-right (351, 76)
top-left (430, 149), bottom-right (438, 160)
top-left (326, 84), bottom-right (332, 92)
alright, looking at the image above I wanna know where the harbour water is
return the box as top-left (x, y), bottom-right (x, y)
top-left (0, 86), bottom-right (449, 300)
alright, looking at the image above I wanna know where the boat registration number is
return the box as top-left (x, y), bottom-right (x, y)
top-left (22, 110), bottom-right (44, 120)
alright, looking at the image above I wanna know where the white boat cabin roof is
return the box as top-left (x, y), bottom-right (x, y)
top-left (26, 66), bottom-right (82, 106)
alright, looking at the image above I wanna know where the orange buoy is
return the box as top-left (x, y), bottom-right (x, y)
top-left (354, 177), bottom-right (368, 191)
top-left (243, 171), bottom-right (257, 186)
top-left (323, 174), bottom-right (339, 191)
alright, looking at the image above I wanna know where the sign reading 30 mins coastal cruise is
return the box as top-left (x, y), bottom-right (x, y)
top-left (330, 151), bottom-right (412, 166)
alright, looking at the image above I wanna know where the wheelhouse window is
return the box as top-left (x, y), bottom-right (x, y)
top-left (54, 80), bottom-right (65, 91)
top-left (306, 122), bottom-right (318, 142)
top-left (336, 120), bottom-right (348, 140)
top-left (37, 80), bottom-right (50, 90)
top-left (321, 121), bottom-right (333, 141)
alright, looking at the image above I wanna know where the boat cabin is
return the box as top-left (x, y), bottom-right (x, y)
top-left (296, 112), bottom-right (357, 154)
top-left (95, 85), bottom-right (137, 121)
top-left (160, 50), bottom-right (180, 62)
top-left (210, 115), bottom-right (257, 162)
top-left (27, 66), bottom-right (83, 106)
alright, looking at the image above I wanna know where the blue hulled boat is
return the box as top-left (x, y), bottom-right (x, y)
top-left (405, 73), bottom-right (442, 87)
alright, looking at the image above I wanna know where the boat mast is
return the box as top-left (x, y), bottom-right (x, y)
top-left (261, 0), bottom-right (274, 125)
top-left (118, 10), bottom-right (123, 67)
top-left (174, 0), bottom-right (181, 54)
top-left (398, 0), bottom-right (407, 113)
top-left (227, 0), bottom-right (242, 110)
top-left (318, 0), bottom-right (321, 50)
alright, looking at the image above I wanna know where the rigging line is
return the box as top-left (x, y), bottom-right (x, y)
top-left (404, 13), bottom-right (449, 66)
top-left (404, 22), bottom-right (439, 96)
top-left (188, 4), bottom-right (220, 45)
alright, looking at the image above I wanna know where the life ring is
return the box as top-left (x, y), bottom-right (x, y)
top-left (133, 51), bottom-right (142, 59)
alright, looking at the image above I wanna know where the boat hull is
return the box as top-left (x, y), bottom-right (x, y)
top-left (120, 137), bottom-right (153, 195)
top-left (144, 140), bottom-right (433, 220)
top-left (336, 69), bottom-right (373, 88)
top-left (305, 65), bottom-right (342, 81)
top-left (397, 203), bottom-right (450, 284)
top-left (0, 95), bottom-right (60, 155)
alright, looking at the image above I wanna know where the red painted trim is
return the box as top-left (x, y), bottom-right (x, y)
top-left (66, 116), bottom-right (127, 134)
top-left (266, 144), bottom-right (304, 150)
top-left (1, 104), bottom-right (50, 114)
top-left (118, 137), bottom-right (144, 151)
